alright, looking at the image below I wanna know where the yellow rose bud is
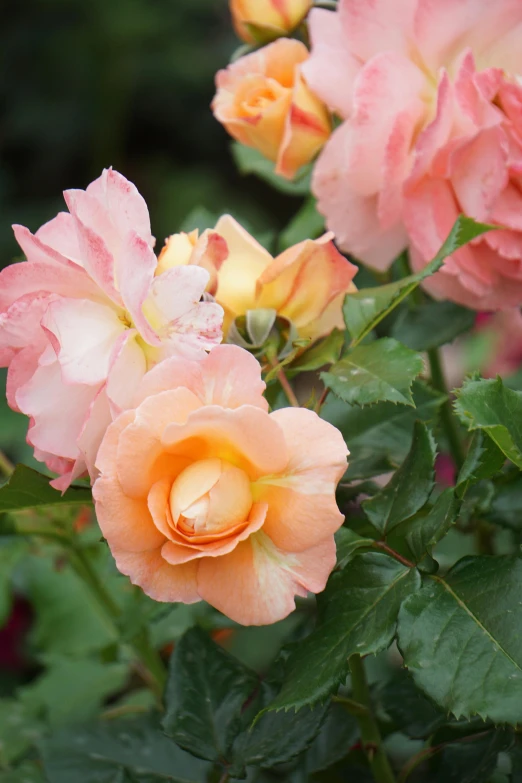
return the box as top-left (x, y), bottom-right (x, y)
top-left (211, 215), bottom-right (357, 343)
top-left (230, 0), bottom-right (312, 44)
top-left (156, 229), bottom-right (228, 295)
top-left (212, 38), bottom-right (331, 180)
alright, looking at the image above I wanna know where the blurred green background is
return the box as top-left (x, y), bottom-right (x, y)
top-left (0, 0), bottom-right (300, 465)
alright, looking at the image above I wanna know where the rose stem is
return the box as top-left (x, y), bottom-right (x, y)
top-left (427, 347), bottom-right (465, 471)
top-left (349, 654), bottom-right (396, 783)
top-left (268, 356), bottom-right (300, 408)
top-left (69, 544), bottom-right (167, 697)
top-left (0, 450), bottom-right (14, 477)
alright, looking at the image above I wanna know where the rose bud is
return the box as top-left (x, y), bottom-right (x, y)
top-left (213, 38), bottom-right (331, 179)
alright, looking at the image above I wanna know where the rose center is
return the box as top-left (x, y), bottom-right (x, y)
top-left (169, 457), bottom-right (253, 535)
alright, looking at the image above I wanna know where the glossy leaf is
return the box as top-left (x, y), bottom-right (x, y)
top-left (454, 377), bottom-right (522, 468)
top-left (334, 527), bottom-right (374, 570)
top-left (489, 475), bottom-right (522, 530)
top-left (434, 729), bottom-right (513, 783)
top-left (232, 683), bottom-right (328, 774)
top-left (41, 715), bottom-right (211, 783)
top-left (322, 381), bottom-right (446, 480)
top-left (322, 338), bottom-right (424, 407)
top-left (0, 465), bottom-right (92, 513)
top-left (377, 669), bottom-right (445, 739)
top-left (392, 300), bottom-right (476, 351)
top-left (405, 489), bottom-right (460, 563)
top-left (343, 216), bottom-right (493, 345)
top-left (398, 556), bottom-right (522, 722)
top-left (289, 329), bottom-right (344, 374)
top-left (457, 431), bottom-right (506, 498)
top-left (266, 553), bottom-right (420, 712)
top-left (301, 702), bottom-right (359, 774)
top-left (362, 421), bottom-right (437, 536)
top-left (163, 626), bottom-right (257, 764)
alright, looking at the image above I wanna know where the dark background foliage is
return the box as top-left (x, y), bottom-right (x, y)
top-left (0, 0), bottom-right (295, 264)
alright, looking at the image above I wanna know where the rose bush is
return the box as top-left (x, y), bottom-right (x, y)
top-left (213, 38), bottom-right (331, 179)
top-left (304, 0), bottom-right (522, 309)
top-left (93, 345), bottom-right (348, 625)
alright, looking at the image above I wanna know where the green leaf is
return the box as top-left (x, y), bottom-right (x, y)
top-left (279, 197), bottom-right (324, 250)
top-left (377, 669), bottom-right (444, 739)
top-left (343, 216), bottom-right (493, 345)
top-left (232, 683), bottom-right (328, 773)
top-left (398, 556), bottom-right (522, 722)
top-left (266, 553), bottom-right (420, 712)
top-left (322, 338), bottom-right (424, 407)
top-left (289, 329), bottom-right (344, 375)
top-left (18, 555), bottom-right (118, 657)
top-left (334, 527), bottom-right (374, 570)
top-left (163, 626), bottom-right (257, 765)
top-left (322, 381), bottom-right (446, 480)
top-left (232, 142), bottom-right (311, 196)
top-left (362, 421), bottom-right (437, 536)
top-left (405, 488), bottom-right (461, 563)
top-left (0, 699), bottom-right (45, 767)
top-left (434, 729), bottom-right (513, 783)
top-left (0, 465), bottom-right (92, 513)
top-left (41, 715), bottom-right (211, 783)
top-left (0, 763), bottom-right (45, 783)
top-left (391, 300), bottom-right (476, 351)
top-left (457, 431), bottom-right (506, 498)
top-left (21, 658), bottom-right (127, 728)
top-left (300, 702), bottom-right (359, 774)
top-left (0, 538), bottom-right (26, 625)
top-left (489, 475), bottom-right (522, 530)
top-left (454, 377), bottom-right (522, 468)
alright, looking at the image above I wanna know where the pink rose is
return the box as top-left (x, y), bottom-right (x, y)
top-left (304, 0), bottom-right (522, 309)
top-left (92, 345), bottom-right (348, 625)
top-left (0, 169), bottom-right (224, 489)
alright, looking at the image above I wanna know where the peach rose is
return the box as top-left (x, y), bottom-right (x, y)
top-left (230, 0), bottom-right (312, 44)
top-left (303, 0), bottom-right (522, 310)
top-left (0, 169), bottom-right (224, 489)
top-left (211, 215), bottom-right (357, 342)
top-left (92, 345), bottom-right (348, 625)
top-left (213, 38), bottom-right (331, 179)
top-left (156, 229), bottom-right (228, 295)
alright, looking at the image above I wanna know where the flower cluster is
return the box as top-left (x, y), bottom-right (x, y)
top-left (213, 0), bottom-right (522, 311)
top-left (5, 0), bottom-right (522, 630)
top-left (0, 166), bottom-right (352, 625)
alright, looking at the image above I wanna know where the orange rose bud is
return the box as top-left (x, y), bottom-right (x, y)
top-left (212, 38), bottom-right (331, 180)
top-left (230, 0), bottom-right (312, 44)
top-left (212, 215), bottom-right (357, 343)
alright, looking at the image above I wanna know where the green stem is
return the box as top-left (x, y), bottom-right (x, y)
top-left (349, 655), bottom-right (396, 783)
top-left (427, 348), bottom-right (465, 471)
top-left (332, 694), bottom-right (370, 717)
top-left (0, 451), bottom-right (14, 477)
top-left (69, 545), bottom-right (167, 697)
top-left (267, 355), bottom-right (300, 408)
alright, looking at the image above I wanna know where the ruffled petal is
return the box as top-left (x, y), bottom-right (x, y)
top-left (197, 531), bottom-right (336, 625)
